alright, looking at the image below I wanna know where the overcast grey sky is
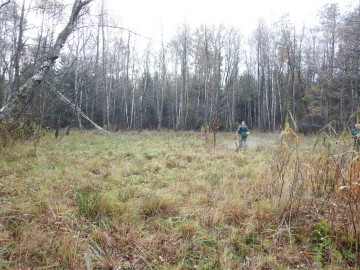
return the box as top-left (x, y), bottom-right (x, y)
top-left (106, 0), bottom-right (357, 41)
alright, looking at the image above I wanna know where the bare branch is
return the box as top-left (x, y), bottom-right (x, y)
top-left (0, 0), bottom-right (10, 10)
top-left (75, 24), bottom-right (156, 42)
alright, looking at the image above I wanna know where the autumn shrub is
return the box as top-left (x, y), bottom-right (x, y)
top-left (0, 117), bottom-right (42, 148)
top-left (270, 121), bottom-right (360, 268)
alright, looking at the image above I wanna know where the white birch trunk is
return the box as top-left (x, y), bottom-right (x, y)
top-left (0, 0), bottom-right (94, 120)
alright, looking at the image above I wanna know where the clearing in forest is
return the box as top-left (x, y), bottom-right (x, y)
top-left (0, 131), bottom-right (359, 269)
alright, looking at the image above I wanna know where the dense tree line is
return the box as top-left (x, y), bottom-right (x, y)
top-left (0, 0), bottom-right (359, 133)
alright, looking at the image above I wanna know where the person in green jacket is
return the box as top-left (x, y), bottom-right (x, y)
top-left (237, 121), bottom-right (250, 148)
top-left (351, 123), bottom-right (360, 151)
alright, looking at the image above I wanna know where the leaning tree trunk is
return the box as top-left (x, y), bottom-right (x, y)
top-left (0, 0), bottom-right (94, 120)
top-left (48, 83), bottom-right (109, 135)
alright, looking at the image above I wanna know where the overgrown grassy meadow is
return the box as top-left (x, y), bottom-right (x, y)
top-left (0, 129), bottom-right (359, 269)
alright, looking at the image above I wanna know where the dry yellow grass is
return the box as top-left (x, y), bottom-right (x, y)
top-left (0, 130), bottom-right (359, 269)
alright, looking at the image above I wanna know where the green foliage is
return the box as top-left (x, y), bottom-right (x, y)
top-left (311, 220), bottom-right (357, 265)
top-left (342, 249), bottom-right (356, 261)
top-left (312, 223), bottom-right (332, 262)
top-left (245, 232), bottom-right (257, 245)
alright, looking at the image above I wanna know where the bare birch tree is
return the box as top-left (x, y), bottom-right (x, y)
top-left (0, 0), bottom-right (94, 121)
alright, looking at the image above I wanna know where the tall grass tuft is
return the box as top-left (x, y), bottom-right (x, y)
top-left (139, 194), bottom-right (179, 218)
top-left (76, 186), bottom-right (102, 218)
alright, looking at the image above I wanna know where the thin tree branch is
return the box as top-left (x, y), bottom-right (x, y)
top-left (75, 24), bottom-right (156, 42)
top-left (331, 65), bottom-right (360, 72)
top-left (0, 0), bottom-right (10, 10)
